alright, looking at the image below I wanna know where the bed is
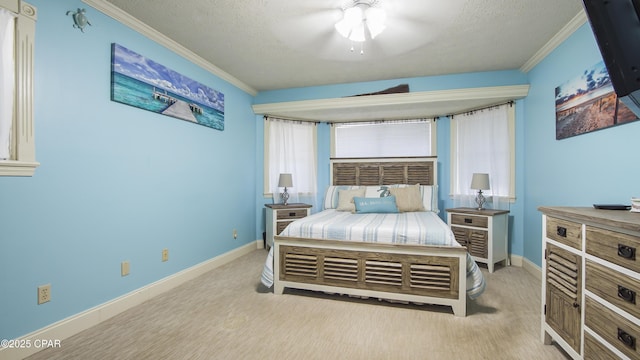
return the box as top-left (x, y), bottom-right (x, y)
top-left (260, 157), bottom-right (485, 316)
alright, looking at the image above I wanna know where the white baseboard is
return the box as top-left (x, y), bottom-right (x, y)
top-left (522, 256), bottom-right (542, 281)
top-left (508, 254), bottom-right (541, 280)
top-left (0, 240), bottom-right (262, 360)
top-left (494, 254), bottom-right (541, 283)
top-left (509, 254), bottom-right (523, 267)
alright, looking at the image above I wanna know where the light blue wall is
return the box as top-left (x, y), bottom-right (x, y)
top-left (256, 24), bottom-right (640, 271)
top-left (254, 70), bottom-right (528, 104)
top-left (255, 71), bottom-right (529, 260)
top-left (0, 0), bottom-right (257, 340)
top-left (6, 0), bottom-right (637, 345)
top-left (522, 24), bottom-right (640, 266)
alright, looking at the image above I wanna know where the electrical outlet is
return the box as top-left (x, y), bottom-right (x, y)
top-left (121, 261), bottom-right (130, 276)
top-left (233, 229), bottom-right (238, 239)
top-left (37, 284), bottom-right (51, 305)
top-left (162, 248), bottom-right (169, 262)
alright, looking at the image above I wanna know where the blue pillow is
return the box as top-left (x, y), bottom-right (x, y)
top-left (353, 196), bottom-right (399, 214)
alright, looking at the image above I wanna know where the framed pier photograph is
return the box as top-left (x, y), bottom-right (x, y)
top-left (110, 43), bottom-right (225, 131)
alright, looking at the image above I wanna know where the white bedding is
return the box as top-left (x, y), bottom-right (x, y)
top-left (261, 209), bottom-right (486, 299)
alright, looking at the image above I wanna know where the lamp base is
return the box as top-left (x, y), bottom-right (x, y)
top-left (475, 190), bottom-right (486, 211)
top-left (280, 188), bottom-right (290, 206)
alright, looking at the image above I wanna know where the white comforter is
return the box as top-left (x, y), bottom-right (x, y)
top-left (261, 210), bottom-right (486, 299)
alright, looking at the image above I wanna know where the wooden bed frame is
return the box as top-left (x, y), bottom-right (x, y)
top-left (273, 157), bottom-right (469, 316)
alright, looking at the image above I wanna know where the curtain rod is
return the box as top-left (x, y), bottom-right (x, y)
top-left (328, 117), bottom-right (437, 126)
top-left (447, 101), bottom-right (514, 118)
top-left (264, 115), bottom-right (319, 124)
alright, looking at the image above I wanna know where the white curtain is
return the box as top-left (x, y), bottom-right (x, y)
top-left (451, 104), bottom-right (511, 210)
top-left (0, 9), bottom-right (15, 160)
top-left (266, 117), bottom-right (318, 209)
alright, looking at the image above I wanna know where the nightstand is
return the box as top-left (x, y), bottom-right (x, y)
top-left (445, 207), bottom-right (509, 273)
top-left (265, 203), bottom-right (312, 250)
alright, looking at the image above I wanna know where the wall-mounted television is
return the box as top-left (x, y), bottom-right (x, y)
top-left (582, 0), bottom-right (640, 118)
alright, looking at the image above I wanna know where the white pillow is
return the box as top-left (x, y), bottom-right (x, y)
top-left (422, 185), bottom-right (438, 213)
top-left (364, 185), bottom-right (389, 198)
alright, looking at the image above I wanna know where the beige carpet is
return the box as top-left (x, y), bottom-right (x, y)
top-left (25, 250), bottom-right (569, 360)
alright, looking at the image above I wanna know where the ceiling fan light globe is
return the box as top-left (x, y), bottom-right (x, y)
top-left (367, 23), bottom-right (386, 39)
top-left (365, 7), bottom-right (386, 25)
top-left (335, 20), bottom-right (352, 38)
top-left (335, 3), bottom-right (386, 44)
top-left (349, 21), bottom-right (366, 42)
top-left (336, 6), bottom-right (365, 39)
top-left (343, 7), bottom-right (363, 27)
top-left (365, 7), bottom-right (386, 39)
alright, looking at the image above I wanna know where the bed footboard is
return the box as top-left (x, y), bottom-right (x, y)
top-left (274, 236), bottom-right (468, 316)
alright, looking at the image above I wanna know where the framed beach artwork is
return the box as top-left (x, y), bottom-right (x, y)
top-left (110, 43), bottom-right (225, 131)
top-left (555, 60), bottom-right (638, 140)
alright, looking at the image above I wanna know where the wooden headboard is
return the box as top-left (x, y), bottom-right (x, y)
top-left (330, 157), bottom-right (437, 186)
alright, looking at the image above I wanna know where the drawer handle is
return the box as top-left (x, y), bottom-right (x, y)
top-left (556, 226), bottom-right (567, 237)
top-left (289, 212), bottom-right (296, 217)
top-left (464, 218), bottom-right (473, 224)
top-left (618, 286), bottom-right (637, 304)
top-left (618, 244), bottom-right (636, 260)
top-left (618, 328), bottom-right (636, 350)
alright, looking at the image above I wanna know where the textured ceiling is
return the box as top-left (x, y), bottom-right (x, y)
top-left (100, 0), bottom-right (585, 93)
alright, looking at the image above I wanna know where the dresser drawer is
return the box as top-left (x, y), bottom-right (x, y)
top-left (277, 209), bottom-right (308, 220)
top-left (450, 214), bottom-right (488, 228)
top-left (584, 331), bottom-right (620, 360)
top-left (585, 296), bottom-right (640, 359)
top-left (546, 216), bottom-right (582, 250)
top-left (586, 260), bottom-right (640, 319)
top-left (586, 226), bottom-right (640, 273)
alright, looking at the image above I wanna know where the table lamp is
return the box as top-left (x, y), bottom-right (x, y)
top-left (471, 173), bottom-right (490, 210)
top-left (278, 173), bottom-right (293, 205)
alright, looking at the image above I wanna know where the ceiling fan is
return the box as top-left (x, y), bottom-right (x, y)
top-left (264, 0), bottom-right (467, 62)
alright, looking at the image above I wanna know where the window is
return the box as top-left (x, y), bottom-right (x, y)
top-left (450, 103), bottom-right (515, 205)
top-left (0, 0), bottom-right (38, 176)
top-left (264, 117), bottom-right (317, 208)
top-left (332, 119), bottom-right (436, 158)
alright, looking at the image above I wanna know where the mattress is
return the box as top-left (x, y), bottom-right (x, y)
top-left (261, 209), bottom-right (486, 299)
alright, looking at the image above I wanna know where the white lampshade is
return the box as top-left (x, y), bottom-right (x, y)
top-left (470, 173), bottom-right (490, 190)
top-left (278, 173), bottom-right (293, 188)
top-left (335, 7), bottom-right (363, 38)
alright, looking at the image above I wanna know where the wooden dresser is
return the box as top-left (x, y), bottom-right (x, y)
top-left (539, 206), bottom-right (640, 360)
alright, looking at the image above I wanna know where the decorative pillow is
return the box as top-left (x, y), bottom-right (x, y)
top-left (353, 196), bottom-right (399, 214)
top-left (376, 184), bottom-right (439, 213)
top-left (324, 184), bottom-right (438, 212)
top-left (422, 185), bottom-right (438, 213)
top-left (389, 184), bottom-right (426, 212)
top-left (323, 185), bottom-right (360, 210)
top-left (364, 185), bottom-right (392, 198)
top-left (336, 187), bottom-right (366, 212)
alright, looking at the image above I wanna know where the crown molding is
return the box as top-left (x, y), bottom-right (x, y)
top-left (82, 0), bottom-right (257, 96)
top-left (520, 10), bottom-right (588, 73)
